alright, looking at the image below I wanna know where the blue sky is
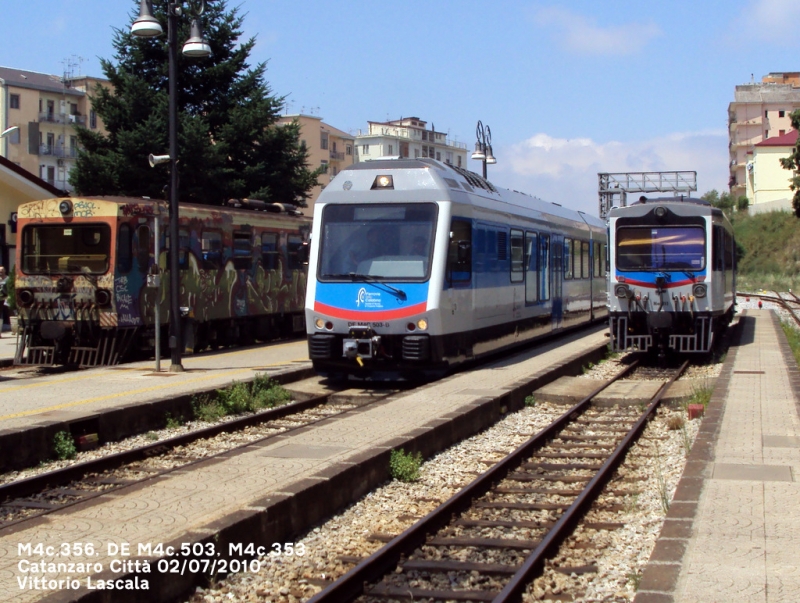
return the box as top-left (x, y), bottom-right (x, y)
top-left (3, 0), bottom-right (800, 215)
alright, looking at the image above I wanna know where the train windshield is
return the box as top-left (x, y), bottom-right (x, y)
top-left (616, 226), bottom-right (705, 271)
top-left (21, 224), bottom-right (112, 275)
top-left (318, 203), bottom-right (437, 281)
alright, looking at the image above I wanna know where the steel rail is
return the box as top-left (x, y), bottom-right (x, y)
top-left (742, 291), bottom-right (800, 328)
top-left (493, 359), bottom-right (689, 602)
top-left (306, 359), bottom-right (642, 603)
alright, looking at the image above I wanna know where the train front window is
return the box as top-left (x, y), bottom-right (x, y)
top-left (318, 203), bottom-right (437, 281)
top-left (616, 226), bottom-right (705, 271)
top-left (21, 224), bottom-right (111, 274)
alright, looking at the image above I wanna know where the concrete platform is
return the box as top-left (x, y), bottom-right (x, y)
top-left (0, 339), bottom-right (314, 471)
top-left (534, 375), bottom-right (713, 407)
top-left (635, 310), bottom-right (800, 603)
top-left (0, 325), bottom-right (609, 603)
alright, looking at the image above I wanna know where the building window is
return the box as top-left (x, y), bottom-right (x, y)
top-left (436, 152), bottom-right (441, 161)
top-left (362, 144), bottom-right (369, 154)
top-left (780, 129), bottom-right (786, 136)
top-left (388, 145), bottom-right (393, 155)
top-left (446, 151), bottom-right (453, 165)
top-left (457, 155), bottom-right (462, 167)
top-left (779, 110), bottom-right (786, 118)
top-left (9, 94), bottom-right (20, 109)
top-left (765, 130), bottom-right (769, 139)
top-left (346, 144), bottom-right (352, 156)
top-left (321, 159), bottom-right (328, 172)
top-left (765, 110), bottom-right (769, 118)
top-left (321, 132), bottom-right (329, 150)
top-left (90, 110), bottom-right (97, 129)
top-left (7, 128), bottom-right (20, 145)
top-left (422, 131), bottom-right (428, 141)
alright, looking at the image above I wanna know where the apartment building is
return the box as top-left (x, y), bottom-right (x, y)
top-left (0, 66), bottom-right (108, 192)
top-left (728, 72), bottom-right (800, 200)
top-left (744, 129), bottom-right (798, 214)
top-left (276, 113), bottom-right (355, 217)
top-left (355, 117), bottom-right (468, 168)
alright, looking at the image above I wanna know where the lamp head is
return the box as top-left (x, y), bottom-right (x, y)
top-left (485, 145), bottom-right (497, 165)
top-left (471, 142), bottom-right (486, 162)
top-left (182, 18), bottom-right (212, 57)
top-left (131, 0), bottom-right (163, 37)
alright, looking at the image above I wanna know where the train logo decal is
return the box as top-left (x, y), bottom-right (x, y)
top-left (355, 287), bottom-right (383, 309)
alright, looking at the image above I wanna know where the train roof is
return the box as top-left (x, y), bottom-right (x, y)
top-left (608, 196), bottom-right (729, 221)
top-left (16, 195), bottom-right (310, 224)
top-left (326, 158), bottom-right (605, 231)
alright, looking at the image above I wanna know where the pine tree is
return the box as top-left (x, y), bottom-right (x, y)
top-left (69, 0), bottom-right (320, 207)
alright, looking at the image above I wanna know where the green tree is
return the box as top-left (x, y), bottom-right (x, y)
top-left (70, 0), bottom-right (321, 207)
top-left (780, 109), bottom-right (800, 217)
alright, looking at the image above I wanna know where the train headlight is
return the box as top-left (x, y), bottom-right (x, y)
top-left (655, 206), bottom-right (667, 218)
top-left (370, 175), bottom-right (394, 190)
top-left (314, 317), bottom-right (325, 329)
top-left (59, 200), bottom-right (73, 215)
top-left (95, 289), bottom-right (112, 307)
top-left (416, 318), bottom-right (428, 331)
top-left (615, 284), bottom-right (631, 298)
top-left (18, 289), bottom-right (34, 308)
top-left (692, 283), bottom-right (707, 298)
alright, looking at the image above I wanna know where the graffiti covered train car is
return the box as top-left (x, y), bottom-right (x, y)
top-left (14, 196), bottom-right (309, 366)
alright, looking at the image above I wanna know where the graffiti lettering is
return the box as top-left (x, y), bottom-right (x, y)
top-left (18, 200), bottom-right (59, 218)
top-left (121, 203), bottom-right (155, 216)
top-left (72, 200), bottom-right (99, 218)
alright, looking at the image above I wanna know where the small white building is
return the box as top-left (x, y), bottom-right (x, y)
top-left (354, 117), bottom-right (467, 167)
top-left (745, 129), bottom-right (797, 214)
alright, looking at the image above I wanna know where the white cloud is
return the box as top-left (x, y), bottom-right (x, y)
top-left (531, 6), bottom-right (661, 56)
top-left (731, 0), bottom-right (800, 42)
top-left (484, 130), bottom-right (729, 216)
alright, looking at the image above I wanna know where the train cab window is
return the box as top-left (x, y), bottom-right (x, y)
top-left (136, 225), bottom-right (151, 273)
top-left (21, 224), bottom-right (111, 274)
top-left (564, 238), bottom-right (573, 280)
top-left (510, 229), bottom-right (524, 283)
top-left (233, 232), bottom-right (252, 270)
top-left (581, 241), bottom-right (590, 279)
top-left (287, 234), bottom-right (305, 271)
top-left (540, 235), bottom-right (550, 301)
top-left (448, 219), bottom-right (472, 283)
top-left (318, 203), bottom-right (437, 281)
top-left (525, 231), bottom-right (539, 303)
top-left (261, 233), bottom-right (279, 271)
top-left (117, 223), bottom-right (133, 273)
top-left (617, 226), bottom-right (705, 271)
top-left (201, 230), bottom-right (223, 270)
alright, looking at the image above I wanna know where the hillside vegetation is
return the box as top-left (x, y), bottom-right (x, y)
top-left (734, 210), bottom-right (800, 292)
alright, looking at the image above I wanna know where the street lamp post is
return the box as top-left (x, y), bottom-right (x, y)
top-left (131, 0), bottom-right (211, 372)
top-left (471, 120), bottom-right (497, 180)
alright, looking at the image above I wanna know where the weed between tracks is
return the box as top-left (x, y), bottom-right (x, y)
top-left (191, 375), bottom-right (292, 422)
top-left (781, 320), bottom-right (800, 367)
top-left (389, 449), bottom-right (423, 482)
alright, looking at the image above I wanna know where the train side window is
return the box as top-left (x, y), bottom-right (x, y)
top-left (287, 234), bottom-right (304, 271)
top-left (540, 234), bottom-right (550, 301)
top-left (525, 231), bottom-right (538, 303)
top-left (117, 223), bottom-right (132, 273)
top-left (593, 242), bottom-right (602, 277)
top-left (510, 229), bottom-right (524, 282)
top-left (233, 232), bottom-right (252, 270)
top-left (261, 232), bottom-right (279, 271)
top-left (581, 241), bottom-right (590, 278)
top-left (712, 225), bottom-right (723, 272)
top-left (136, 225), bottom-right (151, 273)
top-left (201, 230), bottom-right (223, 270)
top-left (448, 219), bottom-right (472, 283)
top-left (602, 243), bottom-right (608, 274)
top-left (564, 238), bottom-right (573, 280)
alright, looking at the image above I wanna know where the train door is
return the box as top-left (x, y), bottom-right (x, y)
top-left (550, 234), bottom-right (563, 329)
top-left (525, 231), bottom-right (538, 304)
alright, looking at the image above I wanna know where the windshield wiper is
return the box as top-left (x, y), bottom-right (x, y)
top-left (333, 272), bottom-right (408, 301)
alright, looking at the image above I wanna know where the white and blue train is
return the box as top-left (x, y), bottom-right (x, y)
top-left (305, 158), bottom-right (608, 380)
top-left (608, 196), bottom-right (736, 357)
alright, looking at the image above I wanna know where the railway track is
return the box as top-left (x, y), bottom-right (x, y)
top-left (740, 291), bottom-right (800, 327)
top-left (306, 360), bottom-right (689, 603)
top-left (0, 384), bottom-right (398, 529)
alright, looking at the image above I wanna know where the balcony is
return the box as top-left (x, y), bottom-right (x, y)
top-left (37, 145), bottom-right (78, 158)
top-left (329, 151), bottom-right (345, 161)
top-left (38, 112), bottom-right (86, 126)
